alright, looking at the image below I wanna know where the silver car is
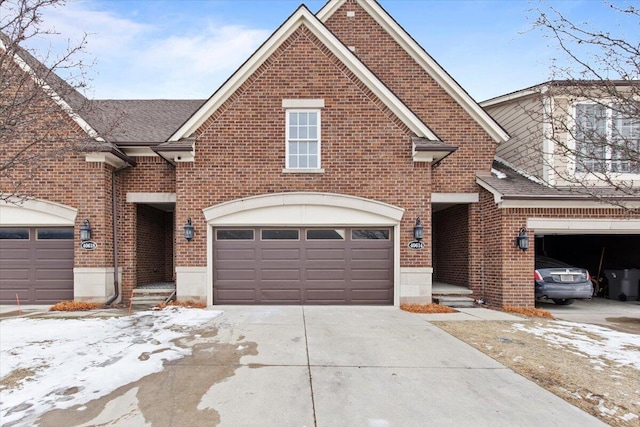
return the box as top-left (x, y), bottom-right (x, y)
top-left (535, 256), bottom-right (593, 305)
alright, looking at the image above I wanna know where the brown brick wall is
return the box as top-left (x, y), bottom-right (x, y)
top-left (118, 156), bottom-right (175, 303)
top-left (433, 204), bottom-right (469, 286)
top-left (476, 188), bottom-right (639, 308)
top-left (324, 0), bottom-right (496, 194)
top-left (174, 25), bottom-right (433, 271)
top-left (0, 62), bottom-right (116, 272)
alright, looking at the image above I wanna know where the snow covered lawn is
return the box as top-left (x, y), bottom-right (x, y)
top-left (0, 308), bottom-right (222, 426)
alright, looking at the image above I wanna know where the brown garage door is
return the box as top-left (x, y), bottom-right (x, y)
top-left (213, 227), bottom-right (393, 305)
top-left (0, 227), bottom-right (74, 304)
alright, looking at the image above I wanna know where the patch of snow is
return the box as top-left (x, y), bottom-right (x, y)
top-left (512, 320), bottom-right (640, 369)
top-left (513, 356), bottom-right (523, 362)
top-left (236, 345), bottom-right (247, 351)
top-left (0, 308), bottom-right (222, 425)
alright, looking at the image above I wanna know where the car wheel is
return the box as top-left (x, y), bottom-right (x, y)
top-left (552, 299), bottom-right (575, 305)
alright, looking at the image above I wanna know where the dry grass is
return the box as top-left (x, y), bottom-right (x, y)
top-left (49, 301), bottom-right (104, 312)
top-left (503, 306), bottom-right (553, 318)
top-left (155, 300), bottom-right (207, 310)
top-left (400, 303), bottom-right (457, 314)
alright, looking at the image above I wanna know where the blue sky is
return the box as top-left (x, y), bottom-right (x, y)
top-left (21, 0), bottom-right (639, 102)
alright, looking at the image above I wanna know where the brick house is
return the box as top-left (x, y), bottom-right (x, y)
top-left (3, 0), bottom-right (635, 308)
top-left (479, 82), bottom-right (640, 306)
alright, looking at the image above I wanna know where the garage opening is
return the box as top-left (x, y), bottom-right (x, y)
top-left (0, 227), bottom-right (74, 304)
top-left (213, 227), bottom-right (393, 305)
top-left (536, 234), bottom-right (640, 300)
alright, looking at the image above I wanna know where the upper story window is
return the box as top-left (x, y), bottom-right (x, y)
top-left (286, 110), bottom-right (321, 170)
top-left (575, 103), bottom-right (639, 174)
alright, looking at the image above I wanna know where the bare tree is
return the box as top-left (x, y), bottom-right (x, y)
top-left (0, 0), bottom-right (97, 201)
top-left (529, 3), bottom-right (639, 209)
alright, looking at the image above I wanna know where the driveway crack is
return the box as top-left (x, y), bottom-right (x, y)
top-left (302, 306), bottom-right (317, 427)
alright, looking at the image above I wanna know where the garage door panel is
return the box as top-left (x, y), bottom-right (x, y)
top-left (216, 248), bottom-right (256, 261)
top-left (35, 268), bottom-right (74, 280)
top-left (351, 248), bottom-right (392, 260)
top-left (214, 288), bottom-right (257, 303)
top-left (0, 227), bottom-right (73, 304)
top-left (35, 248), bottom-right (74, 261)
top-left (0, 268), bottom-right (30, 280)
top-left (260, 288), bottom-right (302, 303)
top-left (1, 248), bottom-right (31, 261)
top-left (306, 248), bottom-right (346, 260)
top-left (351, 268), bottom-right (392, 281)
top-left (214, 227), bottom-right (393, 305)
top-left (351, 288), bottom-right (392, 301)
top-left (216, 269), bottom-right (255, 281)
top-left (261, 249), bottom-right (301, 261)
top-left (0, 288), bottom-right (30, 304)
top-left (306, 269), bottom-right (346, 280)
top-left (261, 269), bottom-right (301, 281)
top-left (33, 289), bottom-right (73, 303)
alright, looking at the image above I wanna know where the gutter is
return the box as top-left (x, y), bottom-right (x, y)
top-left (105, 162), bottom-right (134, 306)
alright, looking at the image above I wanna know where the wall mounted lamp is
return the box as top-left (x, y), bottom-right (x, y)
top-left (184, 218), bottom-right (195, 241)
top-left (80, 219), bottom-right (92, 242)
top-left (515, 227), bottom-right (529, 251)
top-left (413, 217), bottom-right (424, 241)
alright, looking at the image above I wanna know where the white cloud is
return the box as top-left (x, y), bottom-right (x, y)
top-left (24, 1), bottom-right (270, 99)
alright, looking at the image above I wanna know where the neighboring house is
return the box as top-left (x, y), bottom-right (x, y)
top-left (479, 81), bottom-right (640, 304)
top-left (13, 0), bottom-right (631, 309)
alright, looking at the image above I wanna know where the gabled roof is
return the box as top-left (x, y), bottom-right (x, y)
top-left (476, 160), bottom-right (640, 208)
top-left (169, 5), bottom-right (440, 144)
top-left (480, 79), bottom-right (640, 107)
top-left (317, 0), bottom-right (510, 144)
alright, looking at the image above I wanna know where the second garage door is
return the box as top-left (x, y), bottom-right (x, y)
top-left (0, 227), bottom-right (74, 304)
top-left (213, 227), bottom-right (393, 305)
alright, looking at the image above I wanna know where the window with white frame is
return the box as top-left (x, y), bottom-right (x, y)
top-left (286, 110), bottom-right (320, 169)
top-left (575, 103), bottom-right (639, 174)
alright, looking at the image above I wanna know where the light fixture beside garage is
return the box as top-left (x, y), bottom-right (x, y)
top-left (516, 227), bottom-right (529, 251)
top-left (413, 217), bottom-right (424, 241)
top-left (80, 219), bottom-right (92, 242)
top-left (184, 218), bottom-right (194, 241)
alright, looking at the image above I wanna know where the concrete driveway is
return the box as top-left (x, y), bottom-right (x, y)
top-left (36, 306), bottom-right (605, 427)
top-left (538, 297), bottom-right (640, 334)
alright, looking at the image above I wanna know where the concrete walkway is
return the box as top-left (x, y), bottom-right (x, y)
top-left (30, 306), bottom-right (604, 427)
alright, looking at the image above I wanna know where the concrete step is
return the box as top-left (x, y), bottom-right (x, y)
top-left (131, 289), bottom-right (176, 307)
top-left (433, 296), bottom-right (476, 308)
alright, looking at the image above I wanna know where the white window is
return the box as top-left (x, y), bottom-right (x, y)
top-left (286, 110), bottom-right (320, 169)
top-left (575, 103), bottom-right (639, 174)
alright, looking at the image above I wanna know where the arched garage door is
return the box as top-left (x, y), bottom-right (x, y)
top-left (0, 227), bottom-right (74, 304)
top-left (213, 227), bottom-right (393, 304)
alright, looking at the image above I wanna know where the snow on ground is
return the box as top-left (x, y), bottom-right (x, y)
top-left (0, 308), bottom-right (222, 426)
top-left (513, 320), bottom-right (640, 370)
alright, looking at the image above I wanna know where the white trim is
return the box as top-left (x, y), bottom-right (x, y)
top-left (528, 218), bottom-right (640, 234)
top-left (431, 193), bottom-right (479, 204)
top-left (475, 177), bottom-right (505, 204)
top-left (282, 99), bottom-right (325, 108)
top-left (7, 46), bottom-right (104, 143)
top-left (542, 95), bottom-right (555, 185)
top-left (0, 198), bottom-right (77, 226)
top-left (286, 109), bottom-right (322, 170)
top-left (318, 0), bottom-right (509, 144)
top-left (121, 147), bottom-right (159, 157)
top-left (282, 168), bottom-right (326, 174)
top-left (126, 193), bottom-right (177, 204)
top-left (480, 88), bottom-right (539, 108)
top-left (169, 6), bottom-right (439, 142)
top-left (203, 192), bottom-right (405, 306)
top-left (203, 192), bottom-right (405, 223)
top-left (85, 153), bottom-right (126, 168)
